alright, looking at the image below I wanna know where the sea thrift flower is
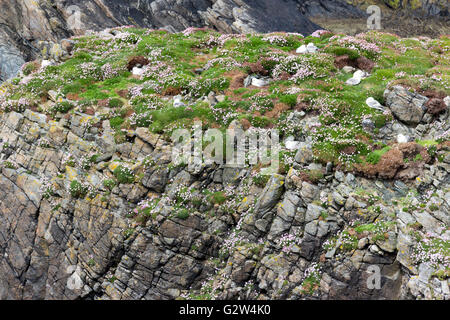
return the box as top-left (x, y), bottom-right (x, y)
top-left (311, 30), bottom-right (331, 38)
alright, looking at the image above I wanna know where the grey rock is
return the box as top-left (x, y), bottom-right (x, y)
top-left (305, 203), bottom-right (323, 222)
top-left (294, 142), bottom-right (313, 164)
top-left (0, 44), bottom-right (25, 82)
top-left (142, 168), bottom-right (169, 193)
top-left (254, 174), bottom-right (285, 216)
top-left (300, 182), bottom-right (320, 203)
top-left (384, 86), bottom-right (428, 125)
top-left (358, 238), bottom-right (369, 249)
top-left (362, 119), bottom-right (375, 131)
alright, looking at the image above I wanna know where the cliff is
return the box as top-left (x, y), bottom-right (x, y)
top-left (0, 27), bottom-right (449, 299)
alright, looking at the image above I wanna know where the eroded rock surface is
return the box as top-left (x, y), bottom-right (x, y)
top-left (0, 106), bottom-right (448, 300)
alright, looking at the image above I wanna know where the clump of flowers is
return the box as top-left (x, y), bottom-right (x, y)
top-left (39, 176), bottom-right (55, 199)
top-left (182, 27), bottom-right (209, 36)
top-left (311, 30), bottom-right (332, 38)
top-left (79, 62), bottom-right (101, 80)
top-left (129, 111), bottom-right (153, 127)
top-left (184, 78), bottom-right (229, 99)
top-left (0, 98), bottom-right (32, 113)
top-left (262, 35), bottom-right (289, 46)
top-left (130, 198), bottom-right (160, 223)
top-left (113, 164), bottom-right (135, 184)
top-left (69, 180), bottom-right (94, 199)
top-left (411, 232), bottom-right (449, 270)
top-left (290, 66), bottom-right (315, 82)
top-left (204, 34), bottom-right (246, 48)
top-left (203, 57), bottom-right (242, 71)
top-left (101, 63), bottom-right (119, 80)
top-left (300, 263), bottom-right (322, 295)
top-left (337, 36), bottom-right (382, 59)
top-left (277, 233), bottom-right (302, 254)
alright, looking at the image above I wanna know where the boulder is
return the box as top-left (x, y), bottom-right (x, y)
top-left (0, 44), bottom-right (25, 82)
top-left (384, 86), bottom-right (428, 125)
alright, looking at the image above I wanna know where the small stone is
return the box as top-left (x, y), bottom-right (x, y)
top-left (444, 96), bottom-right (450, 108)
top-left (326, 162), bottom-right (333, 174)
top-left (369, 244), bottom-right (383, 255)
top-left (358, 238), bottom-right (369, 249)
top-left (294, 142), bottom-right (313, 164)
top-left (216, 95), bottom-right (226, 103)
top-left (60, 39), bottom-right (75, 54)
top-left (285, 139), bottom-right (301, 150)
top-left (48, 90), bottom-right (59, 102)
top-left (335, 171), bottom-right (345, 182)
top-left (362, 119), bottom-right (375, 131)
top-left (422, 113), bottom-right (433, 123)
top-left (207, 91), bottom-right (218, 106)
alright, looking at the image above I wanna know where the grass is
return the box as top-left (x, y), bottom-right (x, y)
top-left (113, 165), bottom-right (135, 184)
top-left (366, 146), bottom-right (391, 165)
top-left (2, 28), bottom-right (449, 173)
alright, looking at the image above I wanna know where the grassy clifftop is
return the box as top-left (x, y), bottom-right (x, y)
top-left (1, 27), bottom-right (449, 172)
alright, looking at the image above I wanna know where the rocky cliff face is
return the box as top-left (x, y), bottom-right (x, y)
top-left (0, 99), bottom-right (448, 300)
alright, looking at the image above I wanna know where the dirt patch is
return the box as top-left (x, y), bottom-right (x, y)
top-left (356, 57), bottom-right (375, 72)
top-left (127, 56), bottom-right (150, 71)
top-left (354, 142), bottom-right (433, 180)
top-left (66, 93), bottom-right (80, 101)
top-left (341, 146), bottom-right (357, 155)
top-left (414, 89), bottom-right (447, 116)
top-left (196, 53), bottom-right (215, 64)
top-left (376, 148), bottom-right (404, 179)
top-left (97, 99), bottom-right (109, 108)
top-left (335, 55), bottom-right (358, 69)
top-left (224, 70), bottom-right (248, 90)
top-left (243, 61), bottom-right (269, 76)
top-left (334, 55), bottom-right (375, 72)
top-left (265, 102), bottom-right (291, 119)
top-left (162, 86), bottom-right (182, 96)
top-left (240, 118), bottom-right (251, 130)
top-left (426, 98), bottom-right (447, 115)
top-left (418, 89), bottom-right (447, 100)
top-left (116, 89), bottom-right (129, 98)
top-left (84, 107), bottom-right (95, 115)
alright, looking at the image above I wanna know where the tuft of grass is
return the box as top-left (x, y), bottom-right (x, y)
top-left (366, 146), bottom-right (391, 165)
